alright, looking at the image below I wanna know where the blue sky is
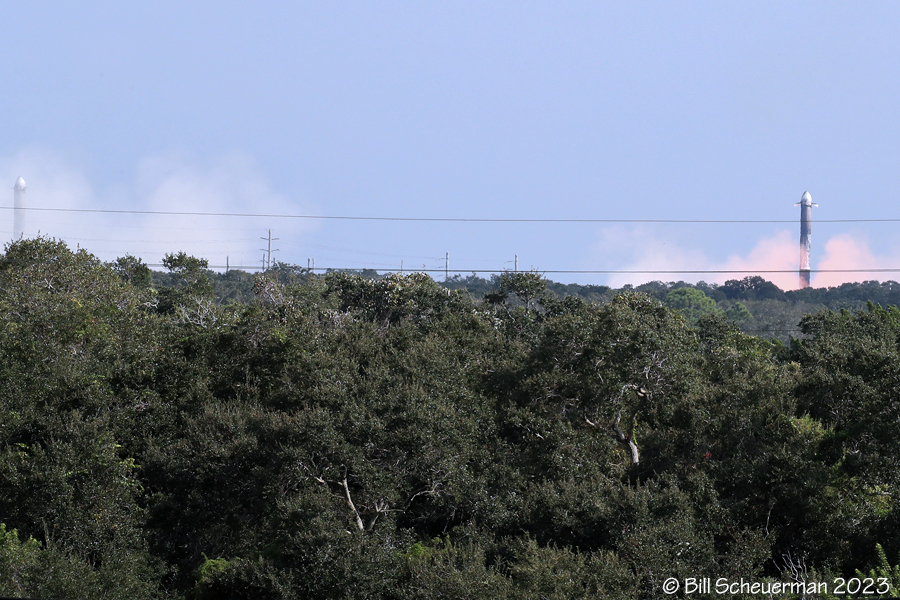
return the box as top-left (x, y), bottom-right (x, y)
top-left (3, 2), bottom-right (900, 288)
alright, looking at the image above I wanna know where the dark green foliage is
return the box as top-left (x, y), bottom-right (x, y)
top-left (725, 300), bottom-right (752, 322)
top-left (0, 523), bottom-right (123, 600)
top-left (793, 304), bottom-right (900, 487)
top-left (112, 254), bottom-right (153, 288)
top-left (156, 251), bottom-right (215, 315)
top-left (215, 269), bottom-right (257, 304)
top-left (665, 286), bottom-right (720, 323)
top-left (189, 270), bottom-right (900, 344)
top-left (786, 279), bottom-right (900, 309)
top-left (0, 238), bottom-right (162, 599)
top-left (4, 240), bottom-right (900, 598)
top-left (491, 271), bottom-right (552, 312)
top-left (721, 276), bottom-right (785, 301)
top-left (855, 544), bottom-right (900, 595)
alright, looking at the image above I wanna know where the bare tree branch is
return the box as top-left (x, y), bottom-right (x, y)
top-left (610, 409), bottom-right (640, 466)
top-left (340, 475), bottom-right (366, 532)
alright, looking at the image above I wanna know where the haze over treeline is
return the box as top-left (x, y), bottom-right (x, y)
top-left (1, 237), bottom-right (900, 599)
top-left (5, 4), bottom-right (900, 290)
top-left (4, 157), bottom-right (900, 291)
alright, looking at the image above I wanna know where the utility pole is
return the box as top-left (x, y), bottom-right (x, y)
top-left (445, 252), bottom-right (449, 281)
top-left (226, 256), bottom-right (229, 273)
top-left (515, 254), bottom-right (518, 272)
top-left (260, 229), bottom-right (279, 271)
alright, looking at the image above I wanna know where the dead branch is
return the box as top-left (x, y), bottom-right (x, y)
top-left (340, 476), bottom-right (366, 532)
top-left (611, 409), bottom-right (640, 466)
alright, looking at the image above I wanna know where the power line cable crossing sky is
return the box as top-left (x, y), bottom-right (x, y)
top-left (3, 3), bottom-right (900, 290)
top-left (3, 199), bottom-right (900, 285)
top-left (4, 205), bottom-right (900, 224)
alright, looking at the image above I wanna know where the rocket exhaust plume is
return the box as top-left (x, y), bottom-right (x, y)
top-left (796, 191), bottom-right (817, 288)
top-left (13, 176), bottom-right (26, 240)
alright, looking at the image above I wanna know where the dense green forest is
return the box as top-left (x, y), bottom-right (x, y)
top-left (157, 265), bottom-right (900, 345)
top-left (2, 237), bottom-right (900, 599)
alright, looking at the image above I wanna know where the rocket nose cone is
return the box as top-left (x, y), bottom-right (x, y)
top-left (14, 177), bottom-right (25, 190)
top-left (801, 191), bottom-right (812, 202)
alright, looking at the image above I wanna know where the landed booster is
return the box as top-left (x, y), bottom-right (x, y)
top-left (13, 177), bottom-right (26, 240)
top-left (796, 191), bottom-right (817, 289)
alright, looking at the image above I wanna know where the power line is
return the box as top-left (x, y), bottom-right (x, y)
top-left (147, 265), bottom-right (900, 275)
top-left (278, 239), bottom-right (441, 260)
top-left (60, 237), bottom-right (257, 244)
top-left (4, 205), bottom-right (900, 224)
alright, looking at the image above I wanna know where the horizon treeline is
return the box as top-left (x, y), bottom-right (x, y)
top-left (155, 260), bottom-right (900, 344)
top-left (0, 237), bottom-right (899, 599)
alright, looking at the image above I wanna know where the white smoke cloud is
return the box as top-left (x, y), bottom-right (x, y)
top-left (582, 225), bottom-right (712, 288)
top-left (0, 149), bottom-right (318, 271)
top-left (583, 226), bottom-right (900, 291)
top-left (813, 233), bottom-right (900, 288)
top-left (716, 230), bottom-right (799, 291)
top-left (583, 226), bottom-right (798, 289)
top-left (0, 149), bottom-right (95, 240)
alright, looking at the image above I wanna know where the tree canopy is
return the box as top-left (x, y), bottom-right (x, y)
top-left (0, 238), bottom-right (899, 599)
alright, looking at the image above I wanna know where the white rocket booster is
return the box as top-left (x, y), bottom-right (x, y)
top-left (13, 176), bottom-right (26, 240)
top-left (796, 191), bottom-right (817, 289)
